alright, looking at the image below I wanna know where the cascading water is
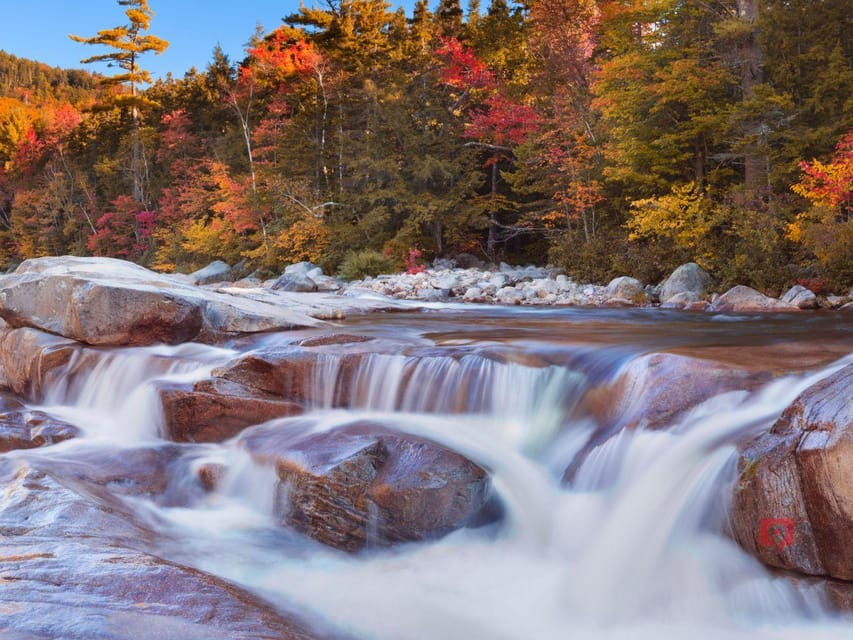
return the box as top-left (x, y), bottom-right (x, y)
top-left (5, 307), bottom-right (852, 639)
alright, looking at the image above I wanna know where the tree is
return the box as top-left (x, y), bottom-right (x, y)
top-left (70, 0), bottom-right (169, 204)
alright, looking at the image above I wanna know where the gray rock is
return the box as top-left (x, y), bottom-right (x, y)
top-left (826, 296), bottom-right (846, 309)
top-left (605, 276), bottom-right (645, 302)
top-left (270, 273), bottom-right (318, 293)
top-left (661, 291), bottom-right (701, 309)
top-left (495, 287), bottom-right (523, 305)
top-left (190, 260), bottom-right (233, 285)
top-left (660, 263), bottom-right (711, 303)
top-left (782, 285), bottom-right (819, 309)
top-left (708, 285), bottom-right (799, 313)
top-left (462, 287), bottom-right (484, 302)
top-left (284, 261), bottom-right (322, 279)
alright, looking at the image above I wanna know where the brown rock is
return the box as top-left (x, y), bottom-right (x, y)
top-left (0, 327), bottom-right (79, 400)
top-left (240, 421), bottom-right (492, 551)
top-left (732, 364), bottom-right (853, 580)
top-left (159, 378), bottom-right (303, 443)
top-left (583, 353), bottom-right (770, 432)
top-left (213, 348), bottom-right (363, 406)
top-left (0, 402), bottom-right (79, 452)
top-left (0, 461), bottom-right (340, 640)
top-left (708, 285), bottom-right (799, 313)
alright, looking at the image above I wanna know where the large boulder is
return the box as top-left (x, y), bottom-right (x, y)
top-left (159, 378), bottom-right (303, 443)
top-left (781, 284), bottom-right (819, 309)
top-left (605, 276), bottom-right (646, 302)
top-left (0, 256), bottom-right (323, 346)
top-left (659, 263), bottom-right (711, 304)
top-left (732, 364), bottom-right (853, 581)
top-left (0, 459), bottom-right (338, 640)
top-left (708, 285), bottom-right (798, 313)
top-left (239, 421), bottom-right (493, 551)
top-left (190, 260), bottom-right (233, 285)
top-left (0, 326), bottom-right (80, 400)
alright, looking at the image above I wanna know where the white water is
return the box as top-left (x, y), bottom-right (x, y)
top-left (16, 314), bottom-right (853, 639)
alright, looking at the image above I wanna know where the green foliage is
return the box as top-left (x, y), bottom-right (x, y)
top-left (338, 249), bottom-right (399, 280)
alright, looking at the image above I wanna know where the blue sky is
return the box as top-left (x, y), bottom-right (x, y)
top-left (1, 1), bottom-right (415, 80)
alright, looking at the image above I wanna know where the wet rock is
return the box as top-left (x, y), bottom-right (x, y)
top-left (296, 334), bottom-right (372, 348)
top-left (0, 461), bottom-right (337, 640)
top-left (0, 327), bottom-right (79, 400)
top-left (239, 421), bottom-right (492, 552)
top-left (659, 263), bottom-right (711, 304)
top-left (190, 260), bottom-right (232, 285)
top-left (463, 287), bottom-right (485, 302)
top-left (0, 401), bottom-right (79, 452)
top-left (159, 378), bottom-right (303, 443)
top-left (583, 353), bottom-right (770, 433)
top-left (732, 364), bottom-right (853, 580)
top-left (605, 276), bottom-right (645, 302)
top-left (781, 285), bottom-right (819, 310)
top-left (0, 257), bottom-right (323, 346)
top-left (708, 285), bottom-right (798, 313)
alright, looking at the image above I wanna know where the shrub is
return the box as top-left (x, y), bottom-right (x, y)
top-left (338, 249), bottom-right (398, 281)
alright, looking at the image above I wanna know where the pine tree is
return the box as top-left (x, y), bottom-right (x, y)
top-left (70, 0), bottom-right (168, 205)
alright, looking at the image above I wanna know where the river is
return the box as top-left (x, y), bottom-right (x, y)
top-left (3, 304), bottom-right (852, 639)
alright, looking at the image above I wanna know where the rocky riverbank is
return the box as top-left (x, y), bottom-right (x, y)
top-left (188, 258), bottom-right (853, 313)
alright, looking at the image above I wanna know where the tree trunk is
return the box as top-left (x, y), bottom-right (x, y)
top-left (736, 0), bottom-right (768, 198)
top-left (486, 160), bottom-right (498, 260)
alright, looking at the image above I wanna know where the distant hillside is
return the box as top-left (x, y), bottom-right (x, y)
top-left (0, 50), bottom-right (99, 104)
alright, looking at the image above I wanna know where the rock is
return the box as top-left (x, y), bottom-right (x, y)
top-left (583, 353), bottom-right (770, 433)
top-left (708, 285), bottom-right (799, 313)
top-left (839, 301), bottom-right (853, 311)
top-left (239, 421), bottom-right (492, 552)
top-left (463, 287), bottom-right (485, 302)
top-left (159, 378), bottom-right (303, 443)
top-left (0, 256), bottom-right (324, 346)
top-left (605, 276), bottom-right (645, 302)
top-left (284, 261), bottom-right (322, 279)
top-left (213, 347), bottom-right (364, 407)
top-left (190, 260), bottom-right (232, 285)
top-left (416, 287), bottom-right (449, 301)
top-left (454, 253), bottom-right (483, 269)
top-left (824, 295), bottom-right (846, 309)
top-left (0, 393), bottom-right (79, 452)
top-left (496, 286), bottom-right (523, 305)
top-left (0, 460), bottom-right (336, 640)
top-left (732, 364), bottom-right (853, 580)
top-left (0, 327), bottom-right (80, 400)
top-left (659, 263), bottom-right (711, 304)
top-left (270, 273), bottom-right (318, 292)
top-left (661, 291), bottom-right (701, 309)
top-left (782, 285), bottom-right (819, 309)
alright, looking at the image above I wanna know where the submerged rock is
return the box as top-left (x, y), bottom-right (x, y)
top-left (732, 364), bottom-right (853, 581)
top-left (708, 285), bottom-right (798, 313)
top-left (239, 421), bottom-right (493, 552)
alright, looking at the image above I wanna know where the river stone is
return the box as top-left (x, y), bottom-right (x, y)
top-left (270, 273), bottom-right (318, 292)
top-left (708, 285), bottom-right (798, 313)
top-left (0, 460), bottom-right (337, 640)
top-left (659, 263), bottom-right (711, 304)
top-left (605, 276), bottom-right (645, 302)
top-left (0, 327), bottom-right (80, 400)
top-left (190, 260), bottom-right (232, 285)
top-left (158, 378), bottom-right (304, 443)
top-left (781, 284), bottom-right (819, 309)
top-left (661, 291), bottom-right (701, 309)
top-left (239, 421), bottom-right (492, 552)
top-left (582, 353), bottom-right (770, 434)
top-left (732, 364), bottom-right (853, 580)
top-left (0, 393), bottom-right (79, 452)
top-left (0, 256), bottom-right (324, 346)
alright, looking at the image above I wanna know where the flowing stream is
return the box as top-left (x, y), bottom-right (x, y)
top-left (5, 305), bottom-right (853, 639)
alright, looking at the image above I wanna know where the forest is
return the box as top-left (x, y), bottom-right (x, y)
top-left (0, 0), bottom-right (850, 291)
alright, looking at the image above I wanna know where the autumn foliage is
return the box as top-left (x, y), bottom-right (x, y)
top-left (0, 0), bottom-right (850, 290)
